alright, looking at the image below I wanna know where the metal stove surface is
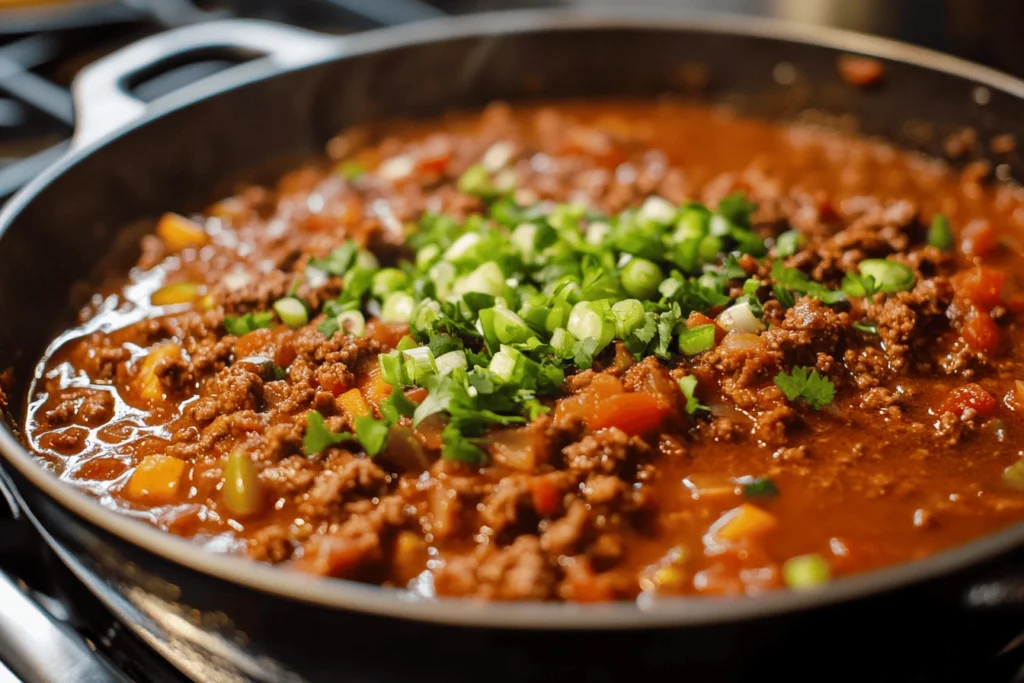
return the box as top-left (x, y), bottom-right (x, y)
top-left (2, 1), bottom-right (1024, 681)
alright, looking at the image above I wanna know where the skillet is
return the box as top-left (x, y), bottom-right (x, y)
top-left (0, 9), bottom-right (1022, 681)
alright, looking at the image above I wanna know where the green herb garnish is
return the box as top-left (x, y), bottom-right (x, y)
top-left (224, 311), bottom-right (275, 336)
top-left (774, 366), bottom-right (836, 410)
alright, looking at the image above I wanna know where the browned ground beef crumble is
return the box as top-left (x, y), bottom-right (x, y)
top-left (21, 100), bottom-right (1024, 601)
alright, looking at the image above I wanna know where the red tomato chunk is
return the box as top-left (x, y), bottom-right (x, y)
top-left (939, 383), bottom-right (997, 418)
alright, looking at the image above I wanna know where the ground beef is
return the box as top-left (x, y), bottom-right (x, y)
top-left (22, 99), bottom-right (1024, 605)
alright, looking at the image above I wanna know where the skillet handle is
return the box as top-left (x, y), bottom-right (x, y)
top-left (70, 18), bottom-right (339, 150)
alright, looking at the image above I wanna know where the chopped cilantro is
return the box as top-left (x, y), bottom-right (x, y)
top-left (571, 337), bottom-right (600, 369)
top-left (308, 240), bottom-right (358, 277)
top-left (337, 160), bottom-right (365, 180)
top-left (742, 476), bottom-right (779, 498)
top-left (678, 375), bottom-right (709, 415)
top-left (302, 410), bottom-right (355, 456)
top-left (853, 320), bottom-right (878, 335)
top-left (841, 272), bottom-right (882, 299)
top-left (775, 230), bottom-right (805, 257)
top-left (224, 311), bottom-right (275, 336)
top-left (353, 415), bottom-right (390, 457)
top-left (716, 192), bottom-right (757, 227)
top-left (928, 213), bottom-right (954, 251)
top-left (774, 366), bottom-right (836, 410)
top-left (771, 261), bottom-right (846, 307)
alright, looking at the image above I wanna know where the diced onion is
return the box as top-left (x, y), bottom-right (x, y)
top-left (482, 141), bottom-right (515, 172)
top-left (223, 270), bottom-right (252, 291)
top-left (716, 301), bottom-right (765, 333)
top-left (720, 331), bottom-right (763, 351)
top-left (378, 155), bottom-right (414, 181)
top-left (637, 196), bottom-right (677, 224)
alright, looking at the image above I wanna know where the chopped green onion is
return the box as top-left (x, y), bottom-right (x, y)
top-left (396, 335), bottom-right (418, 352)
top-left (337, 160), bottom-right (364, 180)
top-left (586, 221), bottom-right (612, 245)
top-left (698, 235), bottom-right (724, 263)
top-left (548, 203), bottom-right (586, 231)
top-left (273, 297), bottom-right (308, 329)
top-left (928, 213), bottom-right (954, 251)
top-left (783, 554), bottom-right (831, 590)
top-left (567, 300), bottom-right (616, 352)
top-left (637, 196), bottom-right (677, 224)
top-left (544, 300), bottom-right (572, 332)
top-left (488, 346), bottom-right (521, 383)
top-left (621, 257), bottom-right (662, 300)
top-left (708, 214), bottom-right (731, 237)
top-left (674, 207), bottom-right (710, 241)
top-left (1003, 459), bottom-right (1024, 490)
top-left (457, 164), bottom-right (494, 197)
top-left (550, 327), bottom-right (576, 358)
top-left (379, 350), bottom-right (405, 385)
top-left (451, 262), bottom-right (505, 299)
top-left (371, 268), bottom-right (409, 298)
top-left (853, 320), bottom-right (878, 335)
top-left (742, 477), bottom-right (778, 498)
top-left (510, 223), bottom-right (541, 256)
top-left (415, 243), bottom-right (441, 269)
top-left (611, 299), bottom-right (645, 339)
top-left (412, 299), bottom-right (441, 329)
top-left (492, 307), bottom-right (533, 344)
top-left (857, 259), bottom-right (916, 294)
top-left (678, 324), bottom-right (716, 355)
top-left (223, 447), bottom-right (263, 517)
top-left (336, 310), bottom-right (365, 337)
top-left (677, 375), bottom-right (708, 415)
top-left (355, 250), bottom-right (379, 271)
top-left (443, 232), bottom-right (482, 263)
top-left (435, 350), bottom-right (468, 375)
top-left (381, 292), bottom-right (415, 323)
top-left (775, 230), bottom-right (805, 257)
top-left (402, 347), bottom-right (436, 383)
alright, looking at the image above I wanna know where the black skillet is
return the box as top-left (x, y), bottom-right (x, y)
top-left (0, 9), bottom-right (1022, 682)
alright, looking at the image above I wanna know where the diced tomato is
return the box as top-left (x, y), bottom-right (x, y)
top-left (961, 308), bottom-right (1001, 353)
top-left (318, 372), bottom-right (350, 397)
top-left (364, 320), bottom-right (408, 350)
top-left (939, 383), bottom-right (997, 418)
top-left (588, 373), bottom-right (625, 398)
top-left (235, 328), bottom-right (274, 359)
top-left (339, 388), bottom-right (371, 419)
top-left (687, 311), bottom-right (715, 328)
top-left (529, 478), bottom-right (561, 517)
top-left (358, 372), bottom-right (393, 409)
top-left (588, 392), bottom-right (672, 436)
top-left (273, 335), bottom-right (297, 369)
top-left (417, 151), bottom-right (452, 175)
top-left (404, 387), bottom-right (429, 404)
top-left (714, 503), bottom-right (778, 543)
top-left (686, 311), bottom-right (726, 343)
top-left (837, 55), bottom-right (885, 88)
top-left (960, 219), bottom-right (998, 257)
top-left (953, 266), bottom-right (1005, 310)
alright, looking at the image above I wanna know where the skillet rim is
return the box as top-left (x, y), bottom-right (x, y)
top-left (1, 6), bottom-right (1023, 629)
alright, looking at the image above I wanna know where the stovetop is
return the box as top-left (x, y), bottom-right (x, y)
top-left (2, 1), bottom-right (1024, 681)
